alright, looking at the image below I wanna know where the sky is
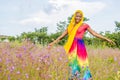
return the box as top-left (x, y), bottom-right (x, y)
top-left (0, 0), bottom-right (120, 36)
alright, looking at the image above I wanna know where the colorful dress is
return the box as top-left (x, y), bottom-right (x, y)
top-left (68, 24), bottom-right (92, 80)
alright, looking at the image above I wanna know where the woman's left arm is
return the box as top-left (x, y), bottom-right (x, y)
top-left (87, 27), bottom-right (115, 45)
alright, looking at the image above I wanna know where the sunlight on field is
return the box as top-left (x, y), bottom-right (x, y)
top-left (0, 41), bottom-right (120, 80)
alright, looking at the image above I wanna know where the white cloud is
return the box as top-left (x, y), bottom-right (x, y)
top-left (18, 0), bottom-right (107, 33)
top-left (19, 11), bottom-right (52, 25)
top-left (48, 0), bottom-right (106, 16)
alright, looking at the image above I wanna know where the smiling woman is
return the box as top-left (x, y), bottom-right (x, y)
top-left (48, 10), bottom-right (115, 80)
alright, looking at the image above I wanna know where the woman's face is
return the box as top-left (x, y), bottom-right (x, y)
top-left (75, 12), bottom-right (82, 24)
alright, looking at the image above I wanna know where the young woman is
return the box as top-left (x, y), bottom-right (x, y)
top-left (48, 10), bottom-right (115, 80)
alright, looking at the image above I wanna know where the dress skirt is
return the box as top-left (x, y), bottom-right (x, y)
top-left (68, 38), bottom-right (92, 80)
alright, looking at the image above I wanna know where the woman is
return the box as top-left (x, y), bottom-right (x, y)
top-left (48, 10), bottom-right (115, 80)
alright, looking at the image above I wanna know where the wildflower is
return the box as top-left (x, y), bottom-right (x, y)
top-left (43, 54), bottom-right (50, 58)
top-left (10, 66), bottom-right (15, 72)
top-left (0, 65), bottom-right (2, 72)
top-left (6, 58), bottom-right (11, 64)
top-left (58, 57), bottom-right (62, 61)
top-left (25, 73), bottom-right (29, 78)
top-left (118, 62), bottom-right (120, 66)
top-left (11, 66), bottom-right (15, 70)
top-left (16, 53), bottom-right (22, 58)
top-left (8, 75), bottom-right (10, 80)
top-left (22, 46), bottom-right (26, 51)
top-left (0, 58), bottom-right (2, 62)
top-left (16, 71), bottom-right (20, 74)
top-left (114, 56), bottom-right (117, 61)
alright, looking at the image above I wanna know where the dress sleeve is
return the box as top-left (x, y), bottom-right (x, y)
top-left (84, 23), bottom-right (90, 30)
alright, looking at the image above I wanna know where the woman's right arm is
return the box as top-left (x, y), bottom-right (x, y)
top-left (48, 29), bottom-right (68, 46)
top-left (87, 27), bottom-right (115, 44)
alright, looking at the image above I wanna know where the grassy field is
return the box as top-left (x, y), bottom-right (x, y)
top-left (0, 41), bottom-right (120, 80)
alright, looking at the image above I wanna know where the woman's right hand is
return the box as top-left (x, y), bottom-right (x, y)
top-left (47, 41), bottom-right (56, 50)
top-left (48, 42), bottom-right (54, 47)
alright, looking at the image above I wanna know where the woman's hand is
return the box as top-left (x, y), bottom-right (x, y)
top-left (87, 27), bottom-right (116, 45)
top-left (47, 40), bottom-right (57, 50)
top-left (106, 39), bottom-right (116, 45)
top-left (48, 42), bottom-right (54, 50)
top-left (48, 42), bottom-right (55, 47)
top-left (47, 29), bottom-right (68, 50)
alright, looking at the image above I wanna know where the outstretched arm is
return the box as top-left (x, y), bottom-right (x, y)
top-left (48, 29), bottom-right (68, 46)
top-left (87, 27), bottom-right (115, 44)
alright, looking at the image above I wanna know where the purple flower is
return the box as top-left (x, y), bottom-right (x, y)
top-left (58, 57), bottom-right (62, 61)
top-left (11, 66), bottom-right (15, 70)
top-left (65, 59), bottom-right (68, 63)
top-left (118, 62), bottom-right (120, 66)
top-left (8, 75), bottom-right (10, 80)
top-left (0, 58), bottom-right (2, 62)
top-left (0, 65), bottom-right (2, 72)
top-left (114, 57), bottom-right (117, 61)
top-left (10, 66), bottom-right (15, 72)
top-left (22, 46), bottom-right (26, 51)
top-left (47, 46), bottom-right (50, 49)
top-left (16, 53), bottom-right (22, 58)
top-left (60, 53), bottom-right (64, 57)
top-left (29, 52), bottom-right (32, 54)
top-left (57, 48), bottom-right (60, 52)
top-left (25, 73), bottom-right (29, 78)
top-left (43, 54), bottom-right (50, 58)
top-left (16, 71), bottom-right (20, 74)
top-left (6, 58), bottom-right (11, 64)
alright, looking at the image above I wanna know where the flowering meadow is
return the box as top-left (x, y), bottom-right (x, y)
top-left (0, 41), bottom-right (120, 80)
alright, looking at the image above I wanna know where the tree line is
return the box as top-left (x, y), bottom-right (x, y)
top-left (0, 17), bottom-right (120, 48)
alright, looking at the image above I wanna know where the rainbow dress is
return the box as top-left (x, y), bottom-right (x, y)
top-left (67, 24), bottom-right (92, 80)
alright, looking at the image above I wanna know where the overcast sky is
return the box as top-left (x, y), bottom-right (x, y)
top-left (0, 0), bottom-right (120, 36)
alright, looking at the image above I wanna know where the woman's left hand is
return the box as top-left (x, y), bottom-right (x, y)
top-left (106, 39), bottom-right (116, 45)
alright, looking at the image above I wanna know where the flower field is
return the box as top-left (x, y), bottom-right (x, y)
top-left (0, 41), bottom-right (120, 80)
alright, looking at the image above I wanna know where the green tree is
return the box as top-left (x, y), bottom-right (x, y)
top-left (56, 21), bottom-right (67, 33)
top-left (8, 36), bottom-right (15, 42)
top-left (115, 21), bottom-right (120, 32)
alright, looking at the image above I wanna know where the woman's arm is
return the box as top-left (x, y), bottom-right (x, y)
top-left (87, 27), bottom-right (115, 44)
top-left (48, 29), bottom-right (68, 46)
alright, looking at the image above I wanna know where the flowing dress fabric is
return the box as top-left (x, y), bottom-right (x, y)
top-left (67, 24), bottom-right (92, 80)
